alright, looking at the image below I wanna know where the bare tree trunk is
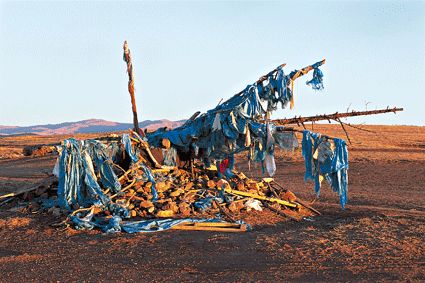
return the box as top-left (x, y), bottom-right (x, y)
top-left (123, 41), bottom-right (144, 137)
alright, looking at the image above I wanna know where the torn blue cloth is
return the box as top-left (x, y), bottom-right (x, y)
top-left (56, 134), bottom-right (163, 211)
top-left (302, 130), bottom-right (349, 209)
top-left (146, 61), bottom-right (325, 169)
top-left (306, 68), bottom-right (324, 90)
top-left (302, 131), bottom-right (314, 183)
top-left (72, 215), bottom-right (252, 233)
top-left (115, 217), bottom-right (252, 233)
top-left (57, 139), bottom-right (117, 210)
top-left (322, 138), bottom-right (349, 209)
top-left (122, 134), bottom-right (158, 201)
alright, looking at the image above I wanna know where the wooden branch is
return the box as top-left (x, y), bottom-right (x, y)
top-left (338, 121), bottom-right (389, 139)
top-left (181, 111), bottom-right (201, 128)
top-left (270, 181), bottom-right (320, 215)
top-left (128, 128), bottom-right (161, 168)
top-left (222, 63), bottom-right (286, 105)
top-left (288, 59), bottom-right (326, 84)
top-left (110, 179), bottom-right (136, 200)
top-left (272, 107), bottom-right (403, 126)
top-left (336, 117), bottom-right (352, 144)
top-left (274, 127), bottom-right (341, 143)
top-left (214, 199), bottom-right (236, 222)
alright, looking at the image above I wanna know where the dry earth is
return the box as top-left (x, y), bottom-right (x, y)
top-left (0, 124), bottom-right (424, 282)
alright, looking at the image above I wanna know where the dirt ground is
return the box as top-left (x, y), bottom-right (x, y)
top-left (0, 124), bottom-right (424, 282)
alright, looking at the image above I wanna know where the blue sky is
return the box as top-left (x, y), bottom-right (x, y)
top-left (1, 1), bottom-right (424, 127)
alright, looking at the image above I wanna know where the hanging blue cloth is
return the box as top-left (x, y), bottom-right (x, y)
top-left (302, 131), bottom-right (349, 210)
top-left (306, 68), bottom-right (324, 90)
top-left (145, 60), bottom-right (325, 176)
top-left (56, 139), bottom-right (117, 210)
top-left (328, 138), bottom-right (348, 209)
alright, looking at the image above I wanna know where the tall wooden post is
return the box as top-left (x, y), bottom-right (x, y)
top-left (123, 41), bottom-right (145, 137)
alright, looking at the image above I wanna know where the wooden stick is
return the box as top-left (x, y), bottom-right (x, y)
top-left (336, 116), bottom-right (352, 144)
top-left (0, 193), bottom-right (15, 200)
top-left (128, 128), bottom-right (161, 168)
top-left (118, 157), bottom-right (146, 181)
top-left (263, 202), bottom-right (300, 221)
top-left (222, 187), bottom-right (297, 208)
top-left (267, 182), bottom-right (279, 199)
top-left (123, 41), bottom-right (144, 138)
top-left (220, 63), bottom-right (286, 106)
top-left (271, 180), bottom-right (286, 192)
top-left (170, 222), bottom-right (247, 232)
top-left (0, 175), bottom-right (57, 200)
top-left (214, 199), bottom-right (236, 222)
top-left (110, 179), bottom-right (136, 200)
top-left (295, 198), bottom-right (321, 215)
top-left (270, 181), bottom-right (320, 215)
top-left (151, 167), bottom-right (177, 174)
top-left (181, 111), bottom-right (201, 128)
top-left (288, 59), bottom-right (325, 85)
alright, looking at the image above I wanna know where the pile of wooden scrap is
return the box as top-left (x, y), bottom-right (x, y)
top-left (111, 163), bottom-right (319, 222)
top-left (0, 160), bottom-right (318, 224)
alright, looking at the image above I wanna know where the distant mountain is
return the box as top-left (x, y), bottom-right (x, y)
top-left (0, 119), bottom-right (186, 136)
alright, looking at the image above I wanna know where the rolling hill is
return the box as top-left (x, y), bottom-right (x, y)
top-left (0, 119), bottom-right (185, 136)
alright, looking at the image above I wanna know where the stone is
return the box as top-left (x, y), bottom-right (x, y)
top-left (178, 202), bottom-right (191, 216)
top-left (168, 202), bottom-right (179, 213)
top-left (237, 182), bottom-right (246, 191)
top-left (140, 200), bottom-right (154, 208)
top-left (35, 185), bottom-right (48, 196)
top-left (170, 188), bottom-right (184, 197)
top-left (52, 208), bottom-right (61, 217)
top-left (207, 180), bottom-right (216, 188)
top-left (156, 210), bottom-right (174, 218)
top-left (155, 182), bottom-right (170, 193)
top-left (40, 192), bottom-right (49, 199)
top-left (184, 182), bottom-right (194, 190)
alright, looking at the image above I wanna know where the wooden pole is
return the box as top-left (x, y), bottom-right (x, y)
top-left (288, 59), bottom-right (326, 84)
top-left (221, 63), bottom-right (287, 105)
top-left (271, 107), bottom-right (403, 126)
top-left (123, 41), bottom-right (145, 138)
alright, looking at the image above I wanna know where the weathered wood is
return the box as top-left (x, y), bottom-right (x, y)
top-left (110, 179), bottom-right (136, 200)
top-left (223, 187), bottom-right (297, 208)
top-left (221, 63), bottom-right (287, 106)
top-left (295, 198), bottom-right (321, 215)
top-left (128, 128), bottom-right (161, 168)
top-left (170, 222), bottom-right (246, 232)
top-left (288, 59), bottom-right (326, 84)
top-left (123, 41), bottom-right (144, 137)
top-left (263, 202), bottom-right (300, 221)
top-left (272, 107), bottom-right (403, 126)
top-left (181, 111), bottom-right (201, 128)
top-left (0, 175), bottom-right (57, 200)
top-left (270, 181), bottom-right (320, 215)
top-left (214, 199), bottom-right (236, 222)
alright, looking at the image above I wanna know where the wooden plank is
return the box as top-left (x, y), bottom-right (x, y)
top-left (170, 222), bottom-right (247, 232)
top-left (0, 175), bottom-right (57, 200)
